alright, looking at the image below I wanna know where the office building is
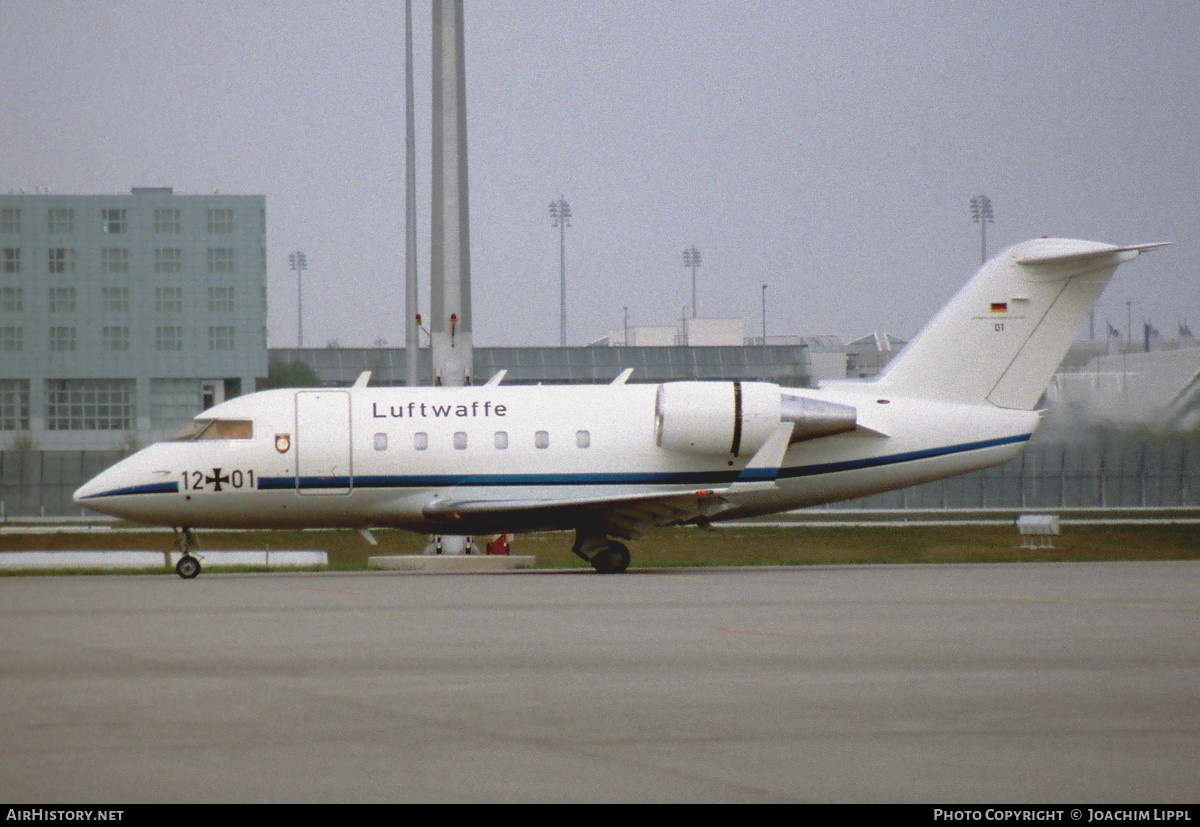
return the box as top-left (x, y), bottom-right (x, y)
top-left (0, 188), bottom-right (267, 450)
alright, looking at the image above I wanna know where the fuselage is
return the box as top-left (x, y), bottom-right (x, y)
top-left (74, 381), bottom-right (1040, 534)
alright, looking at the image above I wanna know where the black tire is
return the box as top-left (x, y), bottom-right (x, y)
top-left (176, 555), bottom-right (201, 579)
top-left (591, 541), bottom-right (630, 574)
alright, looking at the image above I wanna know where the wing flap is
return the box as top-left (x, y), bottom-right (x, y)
top-left (422, 424), bottom-right (801, 538)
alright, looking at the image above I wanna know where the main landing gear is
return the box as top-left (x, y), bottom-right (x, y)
top-left (174, 527), bottom-right (202, 579)
top-left (572, 530), bottom-right (632, 574)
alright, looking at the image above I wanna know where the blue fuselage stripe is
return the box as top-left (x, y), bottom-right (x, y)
top-left (777, 433), bottom-right (1030, 478)
top-left (80, 481), bottom-right (178, 499)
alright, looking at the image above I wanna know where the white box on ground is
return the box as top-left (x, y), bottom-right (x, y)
top-left (0, 551), bottom-right (167, 570)
top-left (369, 555), bottom-right (536, 572)
top-left (1016, 515), bottom-right (1060, 535)
top-left (168, 551), bottom-right (328, 569)
top-left (0, 550), bottom-right (327, 571)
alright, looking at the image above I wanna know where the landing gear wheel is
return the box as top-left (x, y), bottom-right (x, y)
top-left (176, 555), bottom-right (201, 579)
top-left (591, 541), bottom-right (631, 574)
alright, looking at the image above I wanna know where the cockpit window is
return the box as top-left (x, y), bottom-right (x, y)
top-left (169, 418), bottom-right (253, 441)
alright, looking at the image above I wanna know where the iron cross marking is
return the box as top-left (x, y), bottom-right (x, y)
top-left (205, 468), bottom-right (231, 492)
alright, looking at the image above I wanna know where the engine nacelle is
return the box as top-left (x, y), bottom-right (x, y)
top-left (655, 382), bottom-right (860, 457)
top-left (655, 381), bottom-right (782, 457)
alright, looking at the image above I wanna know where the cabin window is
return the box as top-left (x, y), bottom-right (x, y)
top-left (535, 430), bottom-right (549, 449)
top-left (494, 431), bottom-right (508, 449)
top-left (454, 431), bottom-right (468, 450)
top-left (576, 430), bottom-right (591, 448)
top-left (414, 432), bottom-right (428, 451)
top-left (373, 433), bottom-right (387, 451)
top-left (169, 418), bottom-right (253, 441)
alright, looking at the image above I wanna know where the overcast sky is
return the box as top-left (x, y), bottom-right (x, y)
top-left (4, 1), bottom-right (1198, 348)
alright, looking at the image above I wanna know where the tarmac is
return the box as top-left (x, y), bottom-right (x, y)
top-left (1, 561), bottom-right (1197, 803)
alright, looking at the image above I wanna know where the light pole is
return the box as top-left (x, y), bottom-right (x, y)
top-left (288, 251), bottom-right (308, 347)
top-left (623, 305), bottom-right (629, 346)
top-left (969, 195), bottom-right (994, 263)
top-left (682, 246), bottom-right (701, 318)
top-left (549, 196), bottom-right (571, 346)
top-left (1124, 300), bottom-right (1132, 391)
top-left (761, 284), bottom-right (768, 380)
top-left (761, 284), bottom-right (768, 344)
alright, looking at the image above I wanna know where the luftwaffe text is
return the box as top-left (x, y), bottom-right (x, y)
top-left (371, 401), bottom-right (507, 419)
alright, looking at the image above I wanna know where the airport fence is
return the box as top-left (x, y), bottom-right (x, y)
top-left (2, 437), bottom-right (1199, 518)
top-left (0, 450), bottom-right (125, 519)
top-left (835, 436), bottom-right (1200, 509)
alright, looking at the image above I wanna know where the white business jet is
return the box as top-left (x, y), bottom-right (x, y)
top-left (75, 238), bottom-right (1165, 577)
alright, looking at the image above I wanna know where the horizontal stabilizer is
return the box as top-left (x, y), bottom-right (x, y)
top-left (1016, 241), bottom-right (1170, 266)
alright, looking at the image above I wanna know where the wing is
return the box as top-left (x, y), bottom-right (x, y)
top-left (421, 424), bottom-right (796, 539)
top-left (423, 487), bottom-right (738, 539)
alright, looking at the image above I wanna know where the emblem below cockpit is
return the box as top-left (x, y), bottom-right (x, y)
top-left (275, 433), bottom-right (291, 453)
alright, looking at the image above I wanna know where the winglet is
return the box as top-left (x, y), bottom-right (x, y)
top-left (611, 368), bottom-right (634, 385)
top-left (484, 370), bottom-right (507, 387)
top-left (352, 371), bottom-right (371, 388)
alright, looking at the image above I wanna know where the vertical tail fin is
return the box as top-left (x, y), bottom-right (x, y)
top-left (873, 239), bottom-right (1168, 410)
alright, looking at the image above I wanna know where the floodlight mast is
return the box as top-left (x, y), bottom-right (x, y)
top-left (288, 251), bottom-right (307, 347)
top-left (969, 195), bottom-right (994, 263)
top-left (549, 196), bottom-right (572, 346)
top-left (682, 246), bottom-right (702, 318)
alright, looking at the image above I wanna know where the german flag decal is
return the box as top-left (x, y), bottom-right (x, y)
top-left (990, 302), bottom-right (1008, 313)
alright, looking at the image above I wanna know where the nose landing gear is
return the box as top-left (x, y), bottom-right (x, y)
top-left (173, 527), bottom-right (202, 579)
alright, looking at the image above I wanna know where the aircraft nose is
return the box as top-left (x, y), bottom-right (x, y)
top-left (74, 465), bottom-right (122, 510)
top-left (73, 454), bottom-right (165, 517)
top-left (73, 472), bottom-right (108, 505)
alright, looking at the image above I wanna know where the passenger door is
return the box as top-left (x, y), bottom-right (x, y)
top-left (294, 390), bottom-right (352, 495)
